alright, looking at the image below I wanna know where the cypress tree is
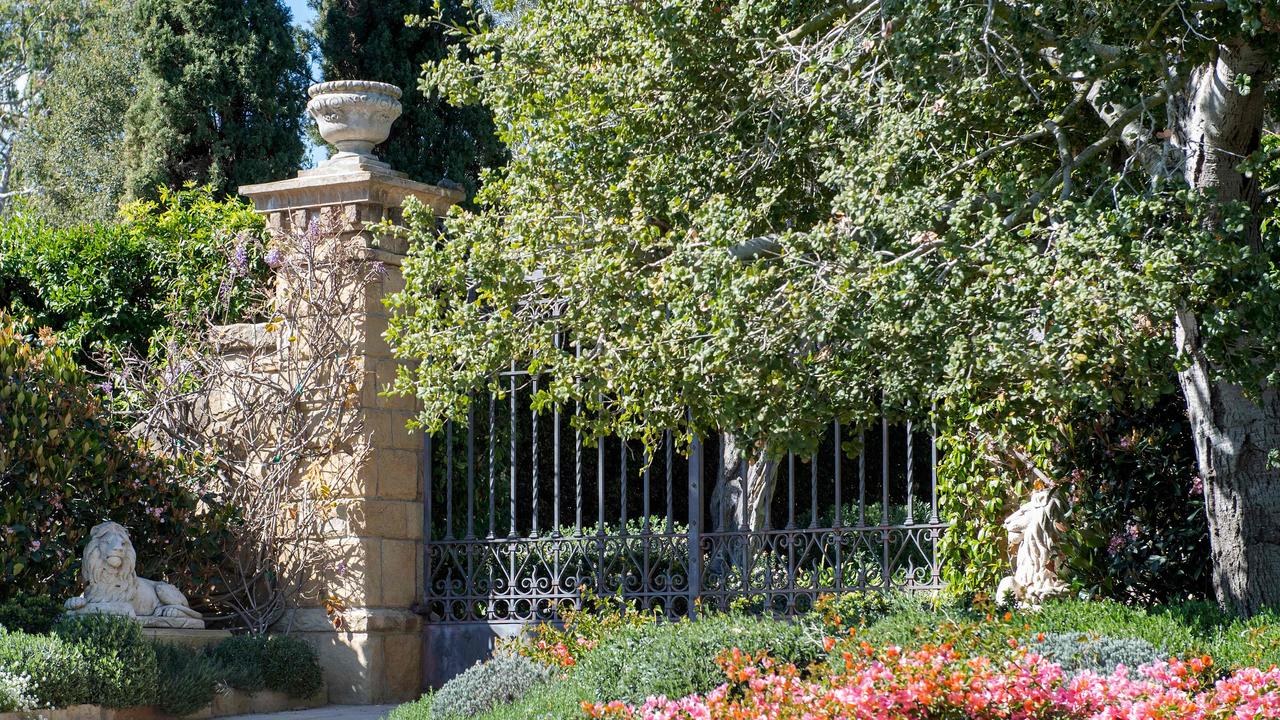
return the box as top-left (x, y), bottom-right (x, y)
top-left (310, 0), bottom-right (504, 193)
top-left (124, 0), bottom-right (309, 200)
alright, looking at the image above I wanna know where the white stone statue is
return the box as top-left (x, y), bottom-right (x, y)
top-left (64, 521), bottom-right (205, 629)
top-left (995, 488), bottom-right (1069, 608)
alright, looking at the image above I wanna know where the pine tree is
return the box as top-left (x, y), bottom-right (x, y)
top-left (310, 0), bottom-right (504, 193)
top-left (124, 0), bottom-right (309, 200)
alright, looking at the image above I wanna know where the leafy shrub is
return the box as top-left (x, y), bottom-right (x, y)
top-left (938, 392), bottom-right (1207, 605)
top-left (0, 596), bottom-right (62, 634)
top-left (154, 644), bottom-right (221, 716)
top-left (0, 669), bottom-right (34, 712)
top-left (1055, 394), bottom-right (1209, 604)
top-left (523, 587), bottom-right (656, 668)
top-left (261, 635), bottom-right (324, 698)
top-left (0, 628), bottom-right (96, 707)
top-left (431, 656), bottom-right (549, 719)
top-left (54, 615), bottom-right (158, 708)
top-left (213, 634), bottom-right (267, 692)
top-left (0, 185), bottom-right (267, 358)
top-left (0, 314), bottom-right (237, 608)
top-left (1028, 632), bottom-right (1166, 674)
top-left (575, 614), bottom-right (821, 705)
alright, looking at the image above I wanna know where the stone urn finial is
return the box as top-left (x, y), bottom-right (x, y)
top-left (306, 80), bottom-right (403, 174)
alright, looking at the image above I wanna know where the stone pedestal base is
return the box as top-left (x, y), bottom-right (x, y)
top-left (140, 627), bottom-right (232, 649)
top-left (277, 608), bottom-right (423, 704)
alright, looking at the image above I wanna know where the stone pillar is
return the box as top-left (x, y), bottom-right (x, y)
top-left (238, 81), bottom-right (462, 704)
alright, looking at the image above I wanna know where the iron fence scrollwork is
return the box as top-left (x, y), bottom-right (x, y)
top-left (419, 368), bottom-right (947, 624)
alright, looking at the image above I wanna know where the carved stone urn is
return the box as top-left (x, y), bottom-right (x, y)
top-left (306, 80), bottom-right (403, 174)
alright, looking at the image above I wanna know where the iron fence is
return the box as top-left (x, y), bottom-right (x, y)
top-left (419, 368), bottom-right (946, 624)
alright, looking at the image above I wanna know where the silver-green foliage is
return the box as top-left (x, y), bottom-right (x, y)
top-left (1028, 632), bottom-right (1167, 675)
top-left (430, 655), bottom-right (549, 720)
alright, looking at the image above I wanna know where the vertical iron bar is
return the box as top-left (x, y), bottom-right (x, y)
top-left (575, 400), bottom-right (583, 535)
top-left (554, 403), bottom-right (562, 535)
top-left (445, 422), bottom-right (454, 540)
top-left (466, 407), bottom-right (475, 539)
top-left (833, 421), bottom-right (842, 591)
top-left (931, 401), bottom-right (941, 587)
top-left (739, 455), bottom-right (748, 595)
top-left (858, 430), bottom-right (866, 527)
top-left (597, 438), bottom-right (605, 535)
top-left (621, 441), bottom-right (628, 532)
top-left (423, 430), bottom-right (432, 605)
top-left (488, 394), bottom-right (496, 540)
top-left (531, 376), bottom-right (540, 536)
top-left (905, 419), bottom-right (914, 525)
top-left (931, 404), bottom-right (940, 523)
top-left (809, 456), bottom-right (818, 529)
top-left (510, 366), bottom-right (518, 538)
top-left (687, 431), bottom-right (703, 620)
top-left (881, 415), bottom-right (890, 588)
top-left (834, 422), bottom-right (842, 528)
top-left (786, 452), bottom-right (795, 530)
top-left (643, 452), bottom-right (651, 531)
top-left (665, 433), bottom-right (674, 535)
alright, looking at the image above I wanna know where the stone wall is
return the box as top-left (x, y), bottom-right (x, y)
top-left (238, 169), bottom-right (460, 704)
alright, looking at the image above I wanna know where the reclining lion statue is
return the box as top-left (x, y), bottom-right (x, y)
top-left (64, 521), bottom-right (205, 629)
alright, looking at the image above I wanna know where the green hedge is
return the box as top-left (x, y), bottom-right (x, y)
top-left (0, 616), bottom-right (324, 714)
top-left (0, 185), bottom-right (267, 359)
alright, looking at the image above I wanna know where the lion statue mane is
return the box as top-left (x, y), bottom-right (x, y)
top-left (995, 488), bottom-right (1070, 609)
top-left (64, 521), bottom-right (205, 629)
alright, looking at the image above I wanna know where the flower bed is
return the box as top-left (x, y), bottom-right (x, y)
top-left (584, 645), bottom-right (1277, 720)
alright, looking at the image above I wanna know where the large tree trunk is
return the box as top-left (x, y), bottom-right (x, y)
top-left (1174, 40), bottom-right (1279, 616)
top-left (707, 432), bottom-right (778, 576)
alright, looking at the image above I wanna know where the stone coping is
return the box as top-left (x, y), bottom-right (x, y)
top-left (0, 687), bottom-right (326, 720)
top-left (239, 170), bottom-right (462, 217)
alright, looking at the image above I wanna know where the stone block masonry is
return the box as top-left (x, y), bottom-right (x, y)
top-left (240, 148), bottom-right (461, 703)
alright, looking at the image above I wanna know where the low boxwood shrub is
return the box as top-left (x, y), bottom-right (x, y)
top-left (431, 656), bottom-right (549, 719)
top-left (213, 634), bottom-right (267, 692)
top-left (1028, 632), bottom-right (1166, 674)
top-left (261, 635), bottom-right (324, 698)
top-left (0, 597), bottom-right (63, 635)
top-left (575, 614), bottom-right (822, 705)
top-left (0, 628), bottom-right (96, 708)
top-left (54, 615), bottom-right (159, 708)
top-left (154, 644), bottom-right (221, 717)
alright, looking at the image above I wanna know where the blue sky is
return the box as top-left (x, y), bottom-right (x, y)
top-left (284, 0), bottom-right (323, 166)
top-left (285, 0), bottom-right (316, 34)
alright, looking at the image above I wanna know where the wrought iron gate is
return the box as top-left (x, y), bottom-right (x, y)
top-left (419, 369), bottom-right (947, 624)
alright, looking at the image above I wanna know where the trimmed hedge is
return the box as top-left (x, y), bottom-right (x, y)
top-left (0, 616), bottom-right (323, 714)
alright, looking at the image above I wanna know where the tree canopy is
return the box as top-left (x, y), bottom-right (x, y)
top-left (124, 0), bottom-right (309, 200)
top-left (387, 0), bottom-right (1279, 612)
